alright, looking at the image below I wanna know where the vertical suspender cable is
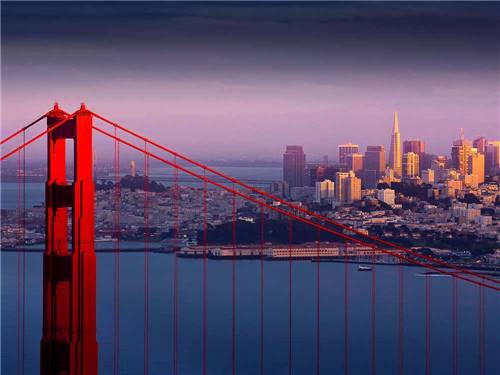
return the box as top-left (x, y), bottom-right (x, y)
top-left (344, 244), bottom-right (349, 375)
top-left (452, 277), bottom-right (458, 375)
top-left (232, 191), bottom-right (237, 375)
top-left (203, 169), bottom-right (208, 375)
top-left (371, 246), bottom-right (376, 375)
top-left (398, 262), bottom-right (404, 375)
top-left (316, 229), bottom-right (320, 375)
top-left (288, 219), bottom-right (293, 375)
top-left (16, 147), bottom-right (21, 375)
top-left (425, 275), bottom-right (431, 375)
top-left (260, 205), bottom-right (265, 375)
top-left (173, 155), bottom-right (179, 375)
top-left (117, 140), bottom-right (121, 374)
top-left (22, 130), bottom-right (26, 375)
top-left (479, 285), bottom-right (485, 375)
top-left (144, 143), bottom-right (150, 375)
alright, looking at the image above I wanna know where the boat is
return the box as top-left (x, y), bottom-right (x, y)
top-left (358, 265), bottom-right (373, 271)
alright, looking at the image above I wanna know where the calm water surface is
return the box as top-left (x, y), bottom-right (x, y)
top-left (1, 252), bottom-right (499, 375)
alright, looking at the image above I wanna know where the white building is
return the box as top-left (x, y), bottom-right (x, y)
top-left (451, 204), bottom-right (481, 224)
top-left (315, 179), bottom-right (334, 203)
top-left (377, 189), bottom-right (395, 206)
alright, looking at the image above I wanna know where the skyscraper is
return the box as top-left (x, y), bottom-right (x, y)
top-left (283, 145), bottom-right (306, 188)
top-left (421, 169), bottom-right (435, 184)
top-left (334, 172), bottom-right (349, 202)
top-left (402, 152), bottom-right (419, 180)
top-left (468, 149), bottom-right (485, 184)
top-left (403, 139), bottom-right (424, 160)
top-left (338, 143), bottom-right (359, 165)
top-left (451, 131), bottom-right (472, 175)
top-left (346, 153), bottom-right (364, 173)
top-left (364, 145), bottom-right (385, 188)
top-left (335, 171), bottom-right (361, 203)
top-left (485, 141), bottom-right (500, 175)
top-left (473, 137), bottom-right (487, 154)
top-left (345, 172), bottom-right (362, 203)
top-left (389, 112), bottom-right (402, 178)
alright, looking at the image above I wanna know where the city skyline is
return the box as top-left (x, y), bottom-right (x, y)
top-left (2, 2), bottom-right (499, 159)
top-left (2, 3), bottom-right (499, 375)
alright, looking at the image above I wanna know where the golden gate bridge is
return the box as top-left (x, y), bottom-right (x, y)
top-left (1, 104), bottom-right (498, 375)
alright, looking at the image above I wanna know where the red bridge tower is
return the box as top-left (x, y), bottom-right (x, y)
top-left (40, 103), bottom-right (98, 375)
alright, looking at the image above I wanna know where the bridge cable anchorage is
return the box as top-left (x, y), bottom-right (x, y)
top-left (89, 110), bottom-right (499, 287)
top-left (1, 110), bottom-right (80, 161)
top-left (91, 124), bottom-right (500, 292)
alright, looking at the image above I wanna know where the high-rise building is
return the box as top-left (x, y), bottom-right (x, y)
top-left (314, 179), bottom-right (334, 203)
top-left (403, 139), bottom-right (424, 158)
top-left (473, 137), bottom-right (487, 154)
top-left (283, 145), bottom-right (306, 187)
top-left (364, 146), bottom-right (385, 172)
top-left (335, 171), bottom-right (361, 203)
top-left (451, 131), bottom-right (472, 175)
top-left (377, 189), bottom-right (395, 206)
top-left (402, 152), bottom-right (419, 179)
top-left (364, 145), bottom-right (385, 188)
top-left (468, 149), bottom-right (485, 184)
top-left (346, 153), bottom-right (364, 173)
top-left (389, 112), bottom-right (402, 178)
top-left (421, 169), bottom-right (435, 184)
top-left (485, 141), bottom-right (500, 176)
top-left (130, 160), bottom-right (136, 177)
top-left (345, 172), bottom-right (362, 203)
top-left (334, 172), bottom-right (349, 202)
top-left (338, 143), bottom-right (359, 165)
top-left (431, 155), bottom-right (448, 182)
top-left (419, 152), bottom-right (433, 171)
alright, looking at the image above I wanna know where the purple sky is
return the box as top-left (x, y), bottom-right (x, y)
top-left (2, 2), bottom-right (499, 161)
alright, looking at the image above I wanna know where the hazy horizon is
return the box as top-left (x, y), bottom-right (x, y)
top-left (2, 2), bottom-right (499, 160)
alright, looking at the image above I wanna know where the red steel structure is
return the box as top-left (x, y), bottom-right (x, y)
top-left (40, 104), bottom-right (98, 375)
top-left (1, 103), bottom-right (498, 375)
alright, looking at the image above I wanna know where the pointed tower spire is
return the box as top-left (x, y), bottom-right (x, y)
top-left (393, 111), bottom-right (399, 133)
top-left (389, 111), bottom-right (402, 178)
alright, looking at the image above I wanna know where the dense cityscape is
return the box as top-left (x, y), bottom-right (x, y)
top-left (2, 112), bottom-right (499, 269)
